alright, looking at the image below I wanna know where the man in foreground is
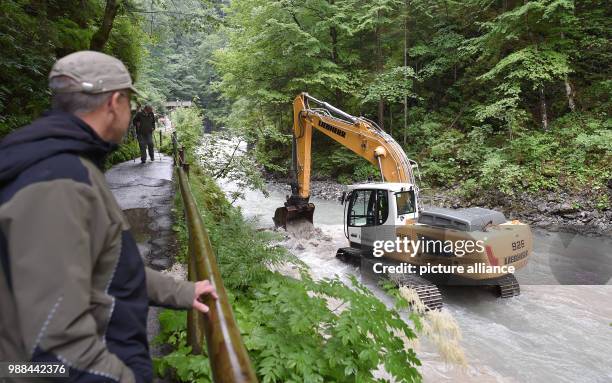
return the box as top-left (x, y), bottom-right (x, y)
top-left (134, 105), bottom-right (156, 163)
top-left (0, 51), bottom-right (217, 382)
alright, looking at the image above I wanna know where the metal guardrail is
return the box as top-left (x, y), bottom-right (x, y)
top-left (171, 132), bottom-right (258, 383)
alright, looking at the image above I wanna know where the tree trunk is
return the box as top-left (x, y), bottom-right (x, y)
top-left (378, 98), bottom-right (385, 131)
top-left (403, 0), bottom-right (409, 145)
top-left (329, 0), bottom-right (338, 63)
top-left (389, 106), bottom-right (393, 137)
top-left (329, 0), bottom-right (341, 105)
top-left (90, 0), bottom-right (120, 51)
top-left (564, 78), bottom-right (576, 112)
top-left (540, 86), bottom-right (548, 130)
top-left (330, 27), bottom-right (338, 62)
top-left (403, 98), bottom-right (408, 145)
top-left (376, 57), bottom-right (384, 129)
top-left (376, 11), bottom-right (384, 130)
top-left (331, 35), bottom-right (341, 103)
top-left (559, 32), bottom-right (576, 112)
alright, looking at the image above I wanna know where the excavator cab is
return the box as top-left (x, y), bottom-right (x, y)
top-left (343, 183), bottom-right (417, 248)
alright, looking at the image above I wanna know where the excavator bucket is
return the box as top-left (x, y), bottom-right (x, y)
top-left (273, 203), bottom-right (315, 228)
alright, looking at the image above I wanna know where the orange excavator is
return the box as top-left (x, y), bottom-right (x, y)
top-left (274, 93), bottom-right (532, 309)
top-left (273, 93), bottom-right (419, 226)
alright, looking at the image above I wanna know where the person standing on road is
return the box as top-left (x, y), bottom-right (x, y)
top-left (0, 50), bottom-right (217, 383)
top-left (129, 104), bottom-right (142, 141)
top-left (134, 105), bottom-right (156, 163)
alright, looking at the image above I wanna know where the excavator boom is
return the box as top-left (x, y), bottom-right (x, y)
top-left (274, 93), bottom-right (419, 227)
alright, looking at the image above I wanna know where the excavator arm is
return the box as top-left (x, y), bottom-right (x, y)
top-left (274, 93), bottom-right (419, 227)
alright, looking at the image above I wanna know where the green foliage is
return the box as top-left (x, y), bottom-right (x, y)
top-left (211, 0), bottom-right (610, 204)
top-left (104, 138), bottom-right (141, 169)
top-left (104, 13), bottom-right (149, 79)
top-left (153, 311), bottom-right (212, 382)
top-left (353, 162), bottom-right (380, 182)
top-left (134, 1), bottom-right (227, 121)
top-left (170, 107), bottom-right (204, 157)
top-left (198, 132), bottom-right (269, 200)
top-left (156, 309), bottom-right (189, 348)
top-left (0, 0), bottom-right (148, 137)
top-left (5, 0), bottom-right (611, 204)
top-left (238, 273), bottom-right (421, 383)
top-left (312, 144), bottom-right (379, 183)
top-left (479, 47), bottom-right (571, 87)
top-left (479, 151), bottom-right (523, 195)
top-left (364, 66), bottom-right (419, 104)
top-left (156, 272), bottom-right (424, 383)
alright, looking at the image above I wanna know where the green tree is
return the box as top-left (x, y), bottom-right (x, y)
top-left (465, 0), bottom-right (576, 131)
top-left (0, 0), bottom-right (147, 137)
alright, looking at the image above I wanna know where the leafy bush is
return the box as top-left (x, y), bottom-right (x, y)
top-left (104, 138), bottom-right (140, 169)
top-left (479, 151), bottom-right (523, 195)
top-left (153, 310), bottom-right (212, 382)
top-left (353, 162), bottom-right (379, 182)
top-left (237, 273), bottom-right (421, 383)
top-left (170, 107), bottom-right (204, 158)
top-left (456, 178), bottom-right (479, 200)
top-left (0, 0), bottom-right (147, 138)
top-left (197, 132), bottom-right (268, 200)
top-left (155, 272), bottom-right (422, 383)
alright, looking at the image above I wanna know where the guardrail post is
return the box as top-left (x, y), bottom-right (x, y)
top-left (172, 132), bottom-right (178, 165)
top-left (178, 146), bottom-right (185, 165)
top-left (187, 245), bottom-right (205, 354)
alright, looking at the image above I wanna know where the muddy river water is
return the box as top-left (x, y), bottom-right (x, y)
top-left (213, 147), bottom-right (612, 382)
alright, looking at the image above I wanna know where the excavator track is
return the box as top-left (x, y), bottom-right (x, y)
top-left (388, 273), bottom-right (443, 311)
top-left (497, 273), bottom-right (520, 298)
top-left (346, 250), bottom-right (444, 311)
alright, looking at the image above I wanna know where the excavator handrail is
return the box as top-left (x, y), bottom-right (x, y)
top-left (171, 132), bottom-right (258, 383)
top-left (303, 93), bottom-right (358, 123)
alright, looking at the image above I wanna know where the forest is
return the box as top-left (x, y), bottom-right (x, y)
top-left (1, 0), bottom-right (610, 209)
top-left (1, 1), bottom-right (610, 381)
top-left (215, 0), bottom-right (611, 208)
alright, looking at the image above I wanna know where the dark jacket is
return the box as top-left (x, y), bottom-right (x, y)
top-left (0, 111), bottom-right (194, 382)
top-left (133, 111), bottom-right (156, 137)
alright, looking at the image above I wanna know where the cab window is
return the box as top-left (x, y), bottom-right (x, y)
top-left (348, 189), bottom-right (388, 226)
top-left (395, 191), bottom-right (415, 216)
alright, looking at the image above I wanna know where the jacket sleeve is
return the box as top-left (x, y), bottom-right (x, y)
top-left (0, 180), bottom-right (135, 382)
top-left (132, 112), bottom-right (140, 126)
top-left (145, 267), bottom-right (195, 309)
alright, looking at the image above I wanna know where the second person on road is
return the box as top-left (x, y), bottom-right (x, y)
top-left (134, 105), bottom-right (156, 163)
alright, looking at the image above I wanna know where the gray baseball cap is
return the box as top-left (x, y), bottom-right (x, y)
top-left (49, 50), bottom-right (140, 95)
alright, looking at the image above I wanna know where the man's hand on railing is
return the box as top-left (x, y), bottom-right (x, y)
top-left (193, 280), bottom-right (219, 314)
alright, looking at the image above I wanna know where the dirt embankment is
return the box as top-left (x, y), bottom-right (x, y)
top-left (268, 176), bottom-right (612, 237)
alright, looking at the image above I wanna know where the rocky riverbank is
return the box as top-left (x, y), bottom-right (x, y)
top-left (268, 177), bottom-right (612, 237)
